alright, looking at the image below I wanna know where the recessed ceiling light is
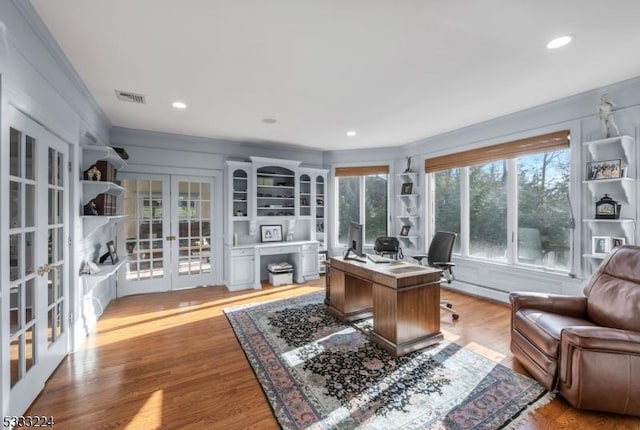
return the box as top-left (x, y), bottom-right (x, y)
top-left (262, 118), bottom-right (277, 124)
top-left (172, 101), bottom-right (187, 109)
top-left (546, 35), bottom-right (573, 49)
top-left (346, 131), bottom-right (357, 137)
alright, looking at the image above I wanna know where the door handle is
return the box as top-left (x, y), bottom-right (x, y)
top-left (37, 264), bottom-right (55, 277)
top-left (166, 236), bottom-right (176, 241)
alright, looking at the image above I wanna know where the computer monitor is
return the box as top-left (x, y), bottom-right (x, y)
top-left (344, 221), bottom-right (365, 262)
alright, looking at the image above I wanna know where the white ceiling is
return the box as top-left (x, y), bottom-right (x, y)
top-left (30, 0), bottom-right (640, 151)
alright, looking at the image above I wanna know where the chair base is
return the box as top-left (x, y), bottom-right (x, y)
top-left (440, 301), bottom-right (459, 320)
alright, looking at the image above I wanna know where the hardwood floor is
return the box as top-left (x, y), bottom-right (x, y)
top-left (26, 279), bottom-right (640, 429)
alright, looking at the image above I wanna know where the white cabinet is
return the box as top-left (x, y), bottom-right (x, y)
top-left (396, 172), bottom-right (420, 248)
top-left (582, 136), bottom-right (636, 267)
top-left (227, 247), bottom-right (255, 290)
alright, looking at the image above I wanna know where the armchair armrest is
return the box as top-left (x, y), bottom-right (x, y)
top-left (559, 326), bottom-right (640, 385)
top-left (509, 292), bottom-right (587, 318)
top-left (561, 326), bottom-right (640, 354)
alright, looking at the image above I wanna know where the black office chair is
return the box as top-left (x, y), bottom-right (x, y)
top-left (412, 231), bottom-right (459, 320)
top-left (374, 236), bottom-right (403, 260)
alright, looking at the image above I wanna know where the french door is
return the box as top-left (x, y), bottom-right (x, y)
top-left (119, 174), bottom-right (217, 296)
top-left (4, 107), bottom-right (69, 416)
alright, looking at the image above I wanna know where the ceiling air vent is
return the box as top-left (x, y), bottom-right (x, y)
top-left (114, 90), bottom-right (146, 104)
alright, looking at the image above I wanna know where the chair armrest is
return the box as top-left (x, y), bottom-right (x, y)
top-left (432, 262), bottom-right (455, 268)
top-left (559, 327), bottom-right (640, 385)
top-left (562, 327), bottom-right (640, 354)
top-left (509, 292), bottom-right (587, 318)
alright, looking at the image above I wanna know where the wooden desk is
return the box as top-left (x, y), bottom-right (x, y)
top-left (327, 257), bottom-right (443, 356)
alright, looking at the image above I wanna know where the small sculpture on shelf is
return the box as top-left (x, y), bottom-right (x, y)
top-left (404, 156), bottom-right (413, 173)
top-left (598, 95), bottom-right (620, 138)
top-left (85, 165), bottom-right (101, 181)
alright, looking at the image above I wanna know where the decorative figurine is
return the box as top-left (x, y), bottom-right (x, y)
top-left (404, 156), bottom-right (413, 173)
top-left (85, 165), bottom-right (101, 181)
top-left (598, 95), bottom-right (620, 138)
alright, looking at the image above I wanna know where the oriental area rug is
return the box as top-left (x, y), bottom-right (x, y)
top-left (224, 292), bottom-right (552, 429)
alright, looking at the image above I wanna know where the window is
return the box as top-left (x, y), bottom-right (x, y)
top-left (427, 131), bottom-right (571, 272)
top-left (469, 161), bottom-right (507, 260)
top-left (335, 166), bottom-right (388, 245)
top-left (517, 150), bottom-right (571, 269)
top-left (433, 169), bottom-right (461, 253)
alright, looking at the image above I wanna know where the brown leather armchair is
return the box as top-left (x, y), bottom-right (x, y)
top-left (510, 245), bottom-right (640, 416)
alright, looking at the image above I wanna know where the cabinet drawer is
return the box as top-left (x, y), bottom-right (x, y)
top-left (302, 243), bottom-right (319, 252)
top-left (231, 248), bottom-right (254, 257)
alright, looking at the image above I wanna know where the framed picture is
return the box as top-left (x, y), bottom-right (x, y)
top-left (106, 240), bottom-right (119, 264)
top-left (401, 182), bottom-right (413, 195)
top-left (586, 159), bottom-right (622, 180)
top-left (612, 237), bottom-right (626, 248)
top-left (592, 236), bottom-right (612, 256)
top-left (261, 225), bottom-right (283, 242)
top-left (399, 225), bottom-right (411, 236)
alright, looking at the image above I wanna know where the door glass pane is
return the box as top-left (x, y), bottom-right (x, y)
top-left (200, 182), bottom-right (211, 201)
top-left (10, 234), bottom-right (21, 281)
top-left (25, 232), bottom-right (35, 275)
top-left (10, 286), bottom-right (21, 335)
top-left (10, 181), bottom-right (21, 228)
top-left (57, 227), bottom-right (64, 262)
top-left (25, 135), bottom-right (35, 180)
top-left (25, 279), bottom-right (35, 324)
top-left (10, 128), bottom-right (21, 177)
top-left (48, 148), bottom-right (55, 185)
top-left (48, 269), bottom-right (55, 306)
top-left (57, 190), bottom-right (63, 223)
top-left (48, 189), bottom-right (55, 225)
top-left (47, 309), bottom-right (54, 344)
top-left (10, 337), bottom-right (20, 387)
top-left (25, 184), bottom-right (35, 227)
top-left (434, 169), bottom-right (461, 253)
top-left (469, 161), bottom-right (507, 260)
top-left (56, 303), bottom-right (63, 337)
top-left (57, 151), bottom-right (64, 186)
top-left (48, 229), bottom-right (54, 264)
top-left (25, 325), bottom-right (35, 373)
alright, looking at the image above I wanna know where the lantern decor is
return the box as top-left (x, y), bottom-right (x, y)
top-left (595, 194), bottom-right (621, 219)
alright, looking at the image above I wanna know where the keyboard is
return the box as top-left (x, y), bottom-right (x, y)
top-left (367, 254), bottom-right (390, 264)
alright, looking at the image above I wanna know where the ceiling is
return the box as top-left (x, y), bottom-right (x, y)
top-left (30, 1), bottom-right (640, 151)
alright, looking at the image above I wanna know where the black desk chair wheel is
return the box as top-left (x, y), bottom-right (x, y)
top-left (412, 231), bottom-right (459, 320)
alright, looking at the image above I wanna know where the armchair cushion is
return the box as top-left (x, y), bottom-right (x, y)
top-left (513, 310), bottom-right (596, 358)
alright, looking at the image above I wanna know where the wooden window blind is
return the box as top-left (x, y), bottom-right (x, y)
top-left (424, 130), bottom-right (570, 173)
top-left (335, 165), bottom-right (390, 177)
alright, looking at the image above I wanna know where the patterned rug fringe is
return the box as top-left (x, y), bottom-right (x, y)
top-left (502, 392), bottom-right (556, 429)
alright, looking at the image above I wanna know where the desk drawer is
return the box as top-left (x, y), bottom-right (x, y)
top-left (230, 248), bottom-right (254, 257)
top-left (302, 243), bottom-right (318, 252)
top-left (261, 245), bottom-right (298, 255)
